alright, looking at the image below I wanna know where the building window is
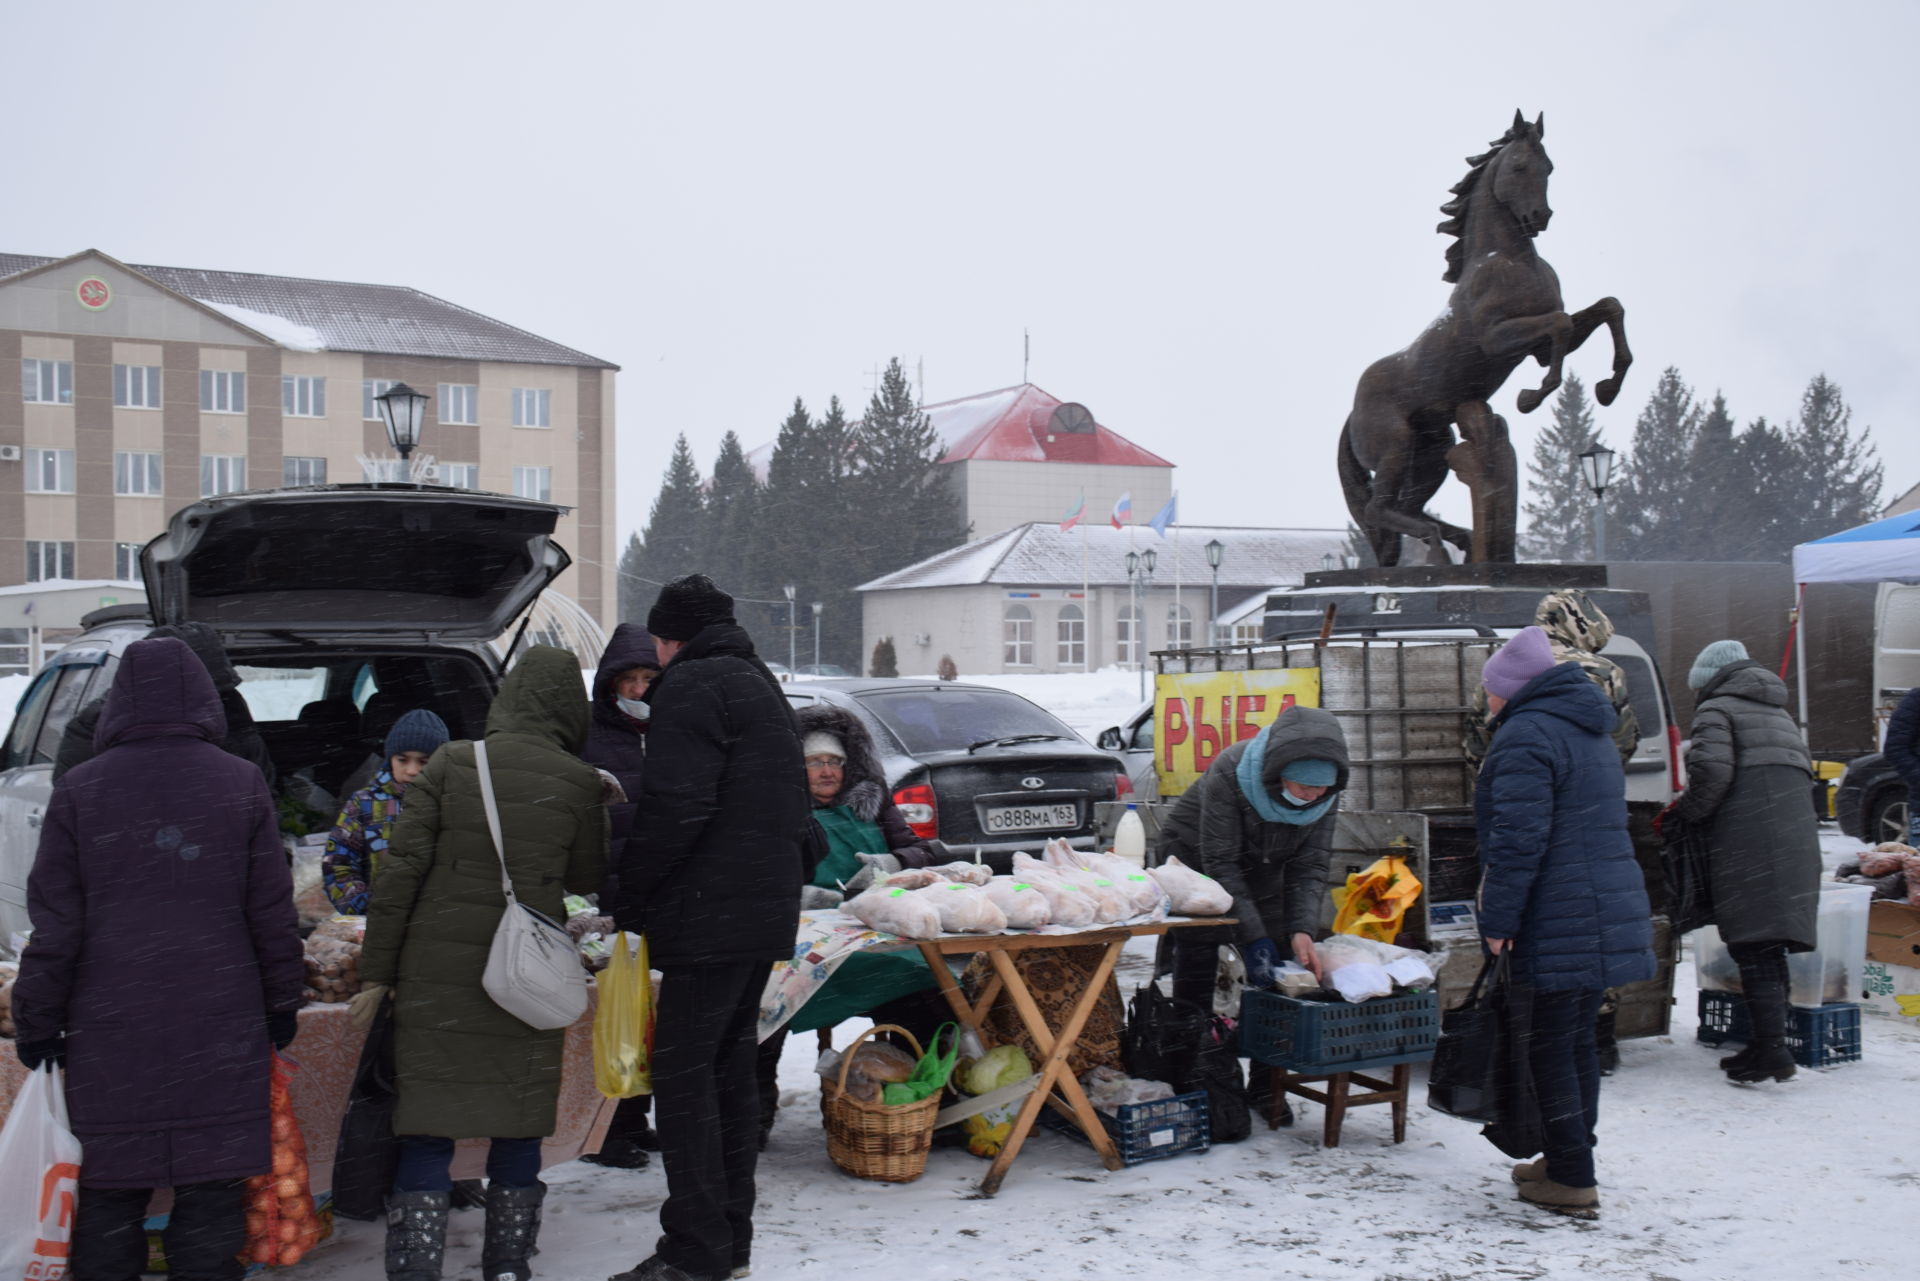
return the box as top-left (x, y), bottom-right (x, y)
top-left (112, 363), bottom-right (162, 409)
top-left (1003, 603), bottom-right (1034, 667)
top-left (282, 375), bottom-right (326, 417)
top-left (511, 466), bottom-right (551, 503)
top-left (201, 369), bottom-right (246, 414)
top-left (201, 454), bottom-right (246, 496)
top-left (115, 542), bottom-right (143, 581)
top-left (26, 448), bottom-right (76, 494)
top-left (362, 379), bottom-right (397, 421)
top-left (1166, 603), bottom-right (1194, 649)
top-left (438, 383), bottom-right (478, 426)
top-left (512, 387), bottom-right (551, 428)
top-left (1232, 620), bottom-right (1264, 644)
top-left (283, 456), bottom-right (328, 487)
top-left (114, 451), bottom-right (163, 496)
top-left (26, 540), bottom-right (75, 582)
top-left (440, 462), bottom-right (480, 490)
top-left (1057, 604), bottom-right (1086, 667)
top-left (22, 358), bottom-right (74, 405)
top-left (1116, 605), bottom-right (1144, 667)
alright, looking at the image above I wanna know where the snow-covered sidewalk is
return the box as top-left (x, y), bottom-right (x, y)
top-left (290, 938), bottom-right (1916, 1281)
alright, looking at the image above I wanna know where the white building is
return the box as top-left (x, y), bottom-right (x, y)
top-left (857, 522), bottom-right (1347, 676)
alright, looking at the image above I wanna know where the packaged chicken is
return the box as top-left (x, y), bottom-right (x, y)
top-left (911, 882), bottom-right (1008, 933)
top-left (878, 868), bottom-right (945, 891)
top-left (1149, 856), bottom-right (1234, 915)
top-left (981, 876), bottom-right (1053, 929)
top-left (1010, 854), bottom-right (1097, 927)
top-left (1077, 850), bottom-right (1171, 916)
top-left (930, 861), bottom-right (994, 886)
top-left (846, 886), bottom-right (944, 940)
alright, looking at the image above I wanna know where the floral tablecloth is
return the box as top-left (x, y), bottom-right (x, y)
top-left (757, 909), bottom-right (906, 1042)
top-left (0, 997), bottom-right (615, 1194)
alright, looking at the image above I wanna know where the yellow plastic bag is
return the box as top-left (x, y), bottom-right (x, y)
top-left (593, 933), bottom-right (653, 1099)
top-left (1330, 855), bottom-right (1422, 943)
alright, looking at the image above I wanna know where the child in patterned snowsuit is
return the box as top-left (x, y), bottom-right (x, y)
top-left (322, 709), bottom-right (449, 913)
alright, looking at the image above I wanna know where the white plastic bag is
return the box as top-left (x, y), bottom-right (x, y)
top-left (982, 876), bottom-right (1053, 929)
top-left (846, 886), bottom-right (944, 939)
top-left (1010, 855), bottom-right (1097, 927)
top-left (1149, 856), bottom-right (1234, 915)
top-left (0, 1063), bottom-right (83, 1278)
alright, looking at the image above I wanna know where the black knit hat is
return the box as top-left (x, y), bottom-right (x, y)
top-left (647, 573), bottom-right (735, 641)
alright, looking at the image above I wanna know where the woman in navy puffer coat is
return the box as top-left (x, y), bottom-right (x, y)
top-left (1475, 628), bottom-right (1653, 1217)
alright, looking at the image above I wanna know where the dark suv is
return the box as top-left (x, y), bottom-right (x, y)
top-left (0, 484), bottom-right (573, 947)
top-left (783, 679), bottom-right (1129, 868)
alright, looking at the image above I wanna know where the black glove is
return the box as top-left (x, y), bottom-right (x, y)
top-left (17, 1037), bottom-right (64, 1071)
top-left (267, 1011), bottom-right (299, 1051)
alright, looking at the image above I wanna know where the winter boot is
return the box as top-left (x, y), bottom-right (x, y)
top-left (1728, 972), bottom-right (1797, 1083)
top-left (1727, 1038), bottom-right (1796, 1083)
top-left (1717, 1043), bottom-right (1759, 1073)
top-left (480, 1182), bottom-right (547, 1281)
top-left (385, 1189), bottom-right (451, 1281)
top-left (1517, 1177), bottom-right (1600, 1219)
top-left (1510, 1158), bottom-right (1549, 1184)
top-left (1594, 1006), bottom-right (1620, 1076)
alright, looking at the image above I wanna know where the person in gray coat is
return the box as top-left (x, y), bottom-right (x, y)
top-left (1674, 640), bottom-right (1821, 1084)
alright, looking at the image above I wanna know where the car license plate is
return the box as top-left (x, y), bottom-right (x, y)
top-left (982, 803), bottom-right (1078, 833)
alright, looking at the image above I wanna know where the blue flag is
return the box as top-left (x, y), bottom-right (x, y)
top-left (1148, 493), bottom-right (1177, 538)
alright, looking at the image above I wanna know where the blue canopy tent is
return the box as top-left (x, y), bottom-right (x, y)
top-left (1790, 509), bottom-right (1920, 734)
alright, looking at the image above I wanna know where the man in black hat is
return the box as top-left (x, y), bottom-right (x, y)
top-left (609, 575), bottom-right (809, 1281)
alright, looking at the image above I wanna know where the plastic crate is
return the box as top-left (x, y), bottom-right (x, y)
top-left (1039, 1090), bottom-right (1210, 1165)
top-left (1695, 990), bottom-right (1862, 1068)
top-left (1240, 988), bottom-right (1440, 1074)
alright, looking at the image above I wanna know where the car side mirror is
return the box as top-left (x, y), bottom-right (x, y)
top-left (1096, 727), bottom-right (1123, 751)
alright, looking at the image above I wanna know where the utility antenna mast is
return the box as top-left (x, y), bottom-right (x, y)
top-left (916, 356), bottom-right (925, 409)
top-left (1023, 329), bottom-right (1030, 383)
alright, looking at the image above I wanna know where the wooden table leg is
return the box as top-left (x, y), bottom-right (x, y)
top-left (1391, 1062), bottom-right (1410, 1143)
top-left (917, 941), bottom-right (1001, 1034)
top-left (1323, 1072), bottom-right (1350, 1149)
top-left (977, 939), bottom-right (1127, 1196)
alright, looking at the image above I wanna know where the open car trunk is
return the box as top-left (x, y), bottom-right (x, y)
top-left (141, 483), bottom-right (572, 640)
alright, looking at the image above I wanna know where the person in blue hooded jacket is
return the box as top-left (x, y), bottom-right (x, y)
top-left (1475, 626), bottom-right (1654, 1219)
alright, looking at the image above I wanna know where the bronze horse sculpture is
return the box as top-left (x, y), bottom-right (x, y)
top-left (1339, 111), bottom-right (1631, 565)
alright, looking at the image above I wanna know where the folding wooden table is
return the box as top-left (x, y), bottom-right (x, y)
top-left (914, 916), bottom-right (1231, 1197)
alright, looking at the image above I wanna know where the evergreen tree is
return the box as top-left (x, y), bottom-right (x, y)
top-left (1721, 416), bottom-right (1801, 561)
top-left (870, 636), bottom-right (898, 678)
top-left (1605, 367), bottom-right (1701, 560)
top-left (1521, 374), bottom-right (1606, 561)
top-left (632, 434), bottom-right (706, 602)
top-left (703, 430), bottom-right (763, 600)
top-left (1674, 391), bottom-right (1739, 559)
top-left (616, 531), bottom-right (647, 624)
top-left (1787, 374), bottom-right (1882, 547)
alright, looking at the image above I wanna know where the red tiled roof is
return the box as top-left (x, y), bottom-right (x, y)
top-left (924, 383), bottom-right (1173, 468)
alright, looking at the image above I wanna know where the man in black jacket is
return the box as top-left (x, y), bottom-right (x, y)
top-left (1886, 687), bottom-right (1920, 846)
top-left (610, 575), bottom-right (809, 1281)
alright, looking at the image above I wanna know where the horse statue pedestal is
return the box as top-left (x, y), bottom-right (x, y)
top-left (1302, 563), bottom-right (1609, 592)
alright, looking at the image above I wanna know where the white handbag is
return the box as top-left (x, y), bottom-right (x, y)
top-left (475, 739), bottom-right (589, 1030)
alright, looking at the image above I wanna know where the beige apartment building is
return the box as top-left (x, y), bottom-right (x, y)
top-left (0, 249), bottom-right (619, 628)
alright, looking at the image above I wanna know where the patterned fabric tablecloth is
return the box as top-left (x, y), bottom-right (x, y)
top-left (0, 996), bottom-right (615, 1194)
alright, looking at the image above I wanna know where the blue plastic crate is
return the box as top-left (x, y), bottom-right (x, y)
top-left (1239, 988), bottom-right (1439, 1074)
top-left (1695, 990), bottom-right (1861, 1068)
top-left (1039, 1089), bottom-right (1211, 1165)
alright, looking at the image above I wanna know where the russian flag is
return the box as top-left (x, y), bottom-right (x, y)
top-left (1110, 491), bottom-right (1132, 529)
top-left (1059, 491), bottom-right (1085, 532)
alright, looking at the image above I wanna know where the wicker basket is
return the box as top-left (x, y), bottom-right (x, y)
top-left (819, 1024), bottom-right (941, 1183)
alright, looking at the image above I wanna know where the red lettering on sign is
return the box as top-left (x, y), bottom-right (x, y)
top-left (1192, 696), bottom-right (1223, 774)
top-left (1234, 694), bottom-right (1268, 743)
top-left (1161, 697), bottom-right (1188, 773)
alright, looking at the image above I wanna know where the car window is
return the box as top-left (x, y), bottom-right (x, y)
top-left (30, 664), bottom-right (99, 766)
top-left (1129, 714), bottom-right (1155, 752)
top-left (2, 667), bottom-right (61, 770)
top-left (859, 688), bottom-right (1073, 755)
top-left (235, 666), bottom-right (330, 722)
top-left (1610, 653), bottom-right (1665, 743)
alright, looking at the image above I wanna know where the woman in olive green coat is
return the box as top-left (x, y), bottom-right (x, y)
top-left (359, 645), bottom-right (606, 1281)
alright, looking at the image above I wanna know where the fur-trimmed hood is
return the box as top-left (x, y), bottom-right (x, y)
top-left (797, 702), bottom-right (888, 821)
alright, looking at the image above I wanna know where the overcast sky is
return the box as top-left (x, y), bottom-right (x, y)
top-left (8, 1), bottom-right (1915, 545)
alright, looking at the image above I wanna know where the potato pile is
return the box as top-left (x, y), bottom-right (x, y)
top-left (0, 961), bottom-right (17, 1038)
top-left (303, 919), bottom-right (366, 1005)
top-left (244, 1069), bottom-right (326, 1265)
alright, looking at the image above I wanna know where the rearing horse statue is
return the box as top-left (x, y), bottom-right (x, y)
top-left (1338, 111), bottom-right (1632, 565)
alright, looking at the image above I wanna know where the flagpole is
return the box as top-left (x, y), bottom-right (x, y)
top-left (1081, 520), bottom-right (1091, 672)
top-left (1172, 493), bottom-right (1183, 645)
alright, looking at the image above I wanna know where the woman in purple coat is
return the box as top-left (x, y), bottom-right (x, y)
top-left (12, 636), bottom-right (306, 1281)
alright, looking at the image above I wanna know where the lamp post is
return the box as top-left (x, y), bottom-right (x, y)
top-left (783, 584), bottom-right (796, 673)
top-left (1321, 551), bottom-right (1337, 572)
top-left (1205, 539), bottom-right (1224, 648)
top-left (374, 382), bottom-right (429, 478)
top-left (811, 601), bottom-right (822, 670)
top-left (1126, 549), bottom-right (1157, 699)
top-left (1577, 444), bottom-right (1617, 563)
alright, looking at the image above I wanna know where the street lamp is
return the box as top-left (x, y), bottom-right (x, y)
top-left (811, 601), bottom-right (823, 670)
top-left (1577, 443), bottom-right (1617, 562)
top-left (374, 382), bottom-right (429, 474)
top-left (783, 584), bottom-right (796, 673)
top-left (1321, 551), bottom-right (1337, 572)
top-left (1125, 549), bottom-right (1157, 699)
top-left (1205, 539), bottom-right (1224, 647)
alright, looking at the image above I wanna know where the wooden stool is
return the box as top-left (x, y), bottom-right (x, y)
top-left (1262, 1062), bottom-right (1414, 1148)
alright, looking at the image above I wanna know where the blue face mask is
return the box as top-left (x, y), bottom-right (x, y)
top-left (617, 697), bottom-right (651, 722)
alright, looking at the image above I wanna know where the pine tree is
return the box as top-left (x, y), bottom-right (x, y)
top-left (1605, 367), bottom-right (1701, 560)
top-left (1787, 374), bottom-right (1882, 547)
top-left (632, 434), bottom-right (706, 601)
top-left (1673, 392), bottom-right (1739, 559)
top-left (703, 431), bottom-right (762, 600)
top-left (870, 636), bottom-right (898, 678)
top-left (616, 531), bottom-right (647, 624)
top-left (1521, 374), bottom-right (1606, 561)
top-left (1721, 416), bottom-right (1801, 561)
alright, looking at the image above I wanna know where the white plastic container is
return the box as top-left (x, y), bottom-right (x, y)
top-left (1113, 804), bottom-right (1147, 867)
top-left (1691, 882), bottom-right (1875, 1006)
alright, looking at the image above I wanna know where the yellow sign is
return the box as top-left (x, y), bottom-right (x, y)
top-left (1154, 667), bottom-right (1320, 796)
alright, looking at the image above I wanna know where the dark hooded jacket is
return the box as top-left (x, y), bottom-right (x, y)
top-left (796, 701), bottom-right (934, 883)
top-left (12, 637), bottom-right (304, 1189)
top-left (359, 645), bottom-right (608, 1139)
top-left (614, 623), bottom-right (810, 965)
top-left (1885, 687), bottom-right (1920, 790)
top-left (1476, 662), bottom-right (1655, 990)
top-left (1675, 659), bottom-right (1821, 950)
top-left (1155, 705), bottom-right (1351, 946)
top-left (584, 623), bottom-right (661, 851)
top-left (53, 621), bottom-right (276, 787)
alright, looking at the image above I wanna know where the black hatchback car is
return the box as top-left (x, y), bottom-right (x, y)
top-left (783, 679), bottom-right (1129, 869)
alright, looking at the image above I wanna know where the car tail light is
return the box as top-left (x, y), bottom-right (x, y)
top-left (1668, 723), bottom-right (1686, 796)
top-left (893, 784), bottom-right (938, 840)
top-left (1114, 771), bottom-right (1134, 798)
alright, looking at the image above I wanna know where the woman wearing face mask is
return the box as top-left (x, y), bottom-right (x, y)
top-left (578, 623), bottom-right (661, 1169)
